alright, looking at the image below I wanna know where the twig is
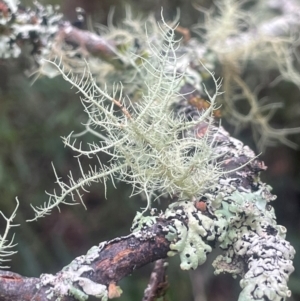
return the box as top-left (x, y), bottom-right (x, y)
top-left (0, 221), bottom-right (171, 301)
top-left (143, 259), bottom-right (169, 301)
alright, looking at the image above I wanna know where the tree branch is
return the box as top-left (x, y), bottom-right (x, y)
top-left (0, 220), bottom-right (170, 301)
top-left (0, 1), bottom-right (296, 300)
top-left (0, 116), bottom-right (271, 301)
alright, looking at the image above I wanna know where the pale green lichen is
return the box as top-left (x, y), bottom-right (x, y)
top-left (0, 198), bottom-right (20, 269)
top-left (39, 244), bottom-right (108, 301)
top-left (72, 278), bottom-right (108, 301)
top-left (163, 201), bottom-right (215, 270)
top-left (12, 4), bottom-right (293, 300)
top-left (210, 186), bottom-right (295, 301)
top-left (133, 145), bottom-right (294, 301)
top-left (194, 0), bottom-right (300, 150)
top-left (68, 285), bottom-right (89, 301)
top-left (131, 211), bottom-right (157, 232)
top-left (28, 15), bottom-right (223, 221)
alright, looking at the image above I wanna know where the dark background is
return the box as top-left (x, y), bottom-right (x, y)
top-left (0, 1), bottom-right (299, 300)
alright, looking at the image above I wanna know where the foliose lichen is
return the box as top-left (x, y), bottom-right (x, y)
top-left (38, 243), bottom-right (108, 301)
top-left (211, 187), bottom-right (295, 301)
top-left (164, 201), bottom-right (214, 270)
top-left (135, 125), bottom-right (295, 301)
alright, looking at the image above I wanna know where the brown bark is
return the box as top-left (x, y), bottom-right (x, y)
top-left (142, 259), bottom-right (168, 301)
top-left (0, 220), bottom-right (170, 301)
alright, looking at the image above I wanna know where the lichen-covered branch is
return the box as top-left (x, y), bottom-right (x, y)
top-left (0, 117), bottom-right (295, 301)
top-left (137, 103), bottom-right (296, 300)
top-left (0, 220), bottom-right (171, 301)
top-left (0, 1), bottom-right (296, 301)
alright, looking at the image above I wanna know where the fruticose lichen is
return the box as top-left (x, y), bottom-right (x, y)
top-left (130, 87), bottom-right (295, 300)
top-left (194, 0), bottom-right (300, 150)
top-left (39, 13), bottom-right (294, 301)
top-left (27, 14), bottom-right (225, 222)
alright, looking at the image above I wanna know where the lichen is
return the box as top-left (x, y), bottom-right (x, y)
top-left (39, 244), bottom-right (109, 301)
top-left (5, 2), bottom-right (292, 299)
top-left (163, 201), bottom-right (214, 270)
top-left (131, 211), bottom-right (157, 232)
top-left (139, 147), bottom-right (295, 300)
top-left (210, 186), bottom-right (295, 300)
top-left (0, 1), bottom-right (62, 60)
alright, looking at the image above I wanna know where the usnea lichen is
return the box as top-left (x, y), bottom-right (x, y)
top-left (0, 1), bottom-right (297, 300)
top-left (28, 16), bottom-right (223, 221)
top-left (194, 0), bottom-right (300, 150)
top-left (0, 198), bottom-right (19, 269)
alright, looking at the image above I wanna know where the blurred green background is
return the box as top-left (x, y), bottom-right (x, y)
top-left (1, 1), bottom-right (300, 300)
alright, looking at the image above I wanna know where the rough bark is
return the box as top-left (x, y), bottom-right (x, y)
top-left (0, 221), bottom-right (170, 301)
